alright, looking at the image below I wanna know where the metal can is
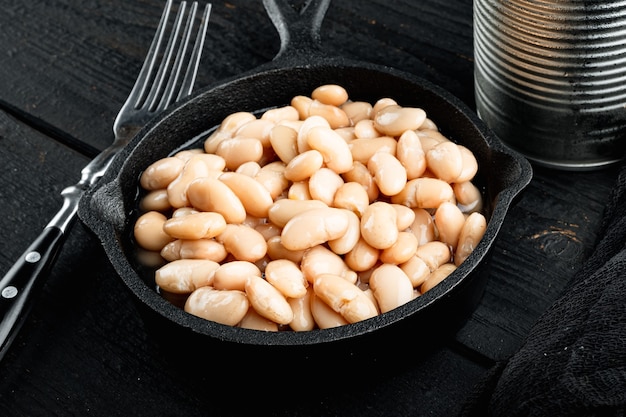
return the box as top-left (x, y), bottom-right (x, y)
top-left (473, 0), bottom-right (626, 170)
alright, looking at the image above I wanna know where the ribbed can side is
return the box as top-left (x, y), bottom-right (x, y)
top-left (474, 0), bottom-right (626, 169)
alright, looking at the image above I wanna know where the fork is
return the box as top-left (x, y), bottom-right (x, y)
top-left (0, 0), bottom-right (212, 361)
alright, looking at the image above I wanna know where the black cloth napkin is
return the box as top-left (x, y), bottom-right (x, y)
top-left (462, 163), bottom-right (626, 417)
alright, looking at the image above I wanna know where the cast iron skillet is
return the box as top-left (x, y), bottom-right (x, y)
top-left (78, 0), bottom-right (532, 370)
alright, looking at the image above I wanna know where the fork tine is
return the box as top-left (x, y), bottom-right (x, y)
top-left (130, 0), bottom-right (174, 110)
top-left (154, 2), bottom-right (212, 111)
top-left (176, 3), bottom-right (212, 101)
top-left (144, 1), bottom-right (188, 112)
top-left (157, 1), bottom-right (198, 111)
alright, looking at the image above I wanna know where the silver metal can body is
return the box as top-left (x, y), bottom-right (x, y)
top-left (473, 0), bottom-right (626, 170)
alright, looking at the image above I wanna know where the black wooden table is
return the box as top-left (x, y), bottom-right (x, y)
top-left (0, 1), bottom-right (620, 416)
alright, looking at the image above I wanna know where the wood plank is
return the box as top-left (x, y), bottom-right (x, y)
top-left (0, 110), bottom-right (89, 266)
top-left (456, 165), bottom-right (619, 360)
top-left (326, 0), bottom-right (475, 105)
top-left (1, 0), bottom-right (615, 365)
top-left (0, 260), bottom-right (489, 417)
top-left (0, 107), bottom-right (491, 415)
top-left (0, 0), bottom-right (475, 153)
top-left (0, 1), bottom-right (622, 415)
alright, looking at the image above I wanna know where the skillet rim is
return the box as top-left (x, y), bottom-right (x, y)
top-left (78, 58), bottom-right (533, 348)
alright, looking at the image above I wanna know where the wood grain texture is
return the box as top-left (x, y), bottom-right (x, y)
top-left (0, 0), bottom-right (474, 151)
top-left (0, 111), bottom-right (89, 263)
top-left (0, 0), bottom-right (621, 416)
top-left (458, 166), bottom-right (617, 361)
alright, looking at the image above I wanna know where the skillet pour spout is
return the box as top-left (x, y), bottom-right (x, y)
top-left (78, 0), bottom-right (533, 375)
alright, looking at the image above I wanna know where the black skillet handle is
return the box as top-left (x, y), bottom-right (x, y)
top-left (0, 226), bottom-right (66, 360)
top-left (262, 0), bottom-right (331, 61)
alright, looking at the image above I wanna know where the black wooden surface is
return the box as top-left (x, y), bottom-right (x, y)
top-left (0, 1), bottom-right (620, 416)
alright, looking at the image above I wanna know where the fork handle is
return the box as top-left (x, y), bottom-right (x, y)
top-left (0, 181), bottom-right (83, 361)
top-left (0, 225), bottom-right (66, 360)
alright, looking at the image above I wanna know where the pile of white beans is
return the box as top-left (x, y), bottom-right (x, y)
top-left (133, 84), bottom-right (487, 331)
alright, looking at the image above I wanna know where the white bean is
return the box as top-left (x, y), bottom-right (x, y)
top-left (367, 151), bottom-right (407, 196)
top-left (311, 84), bottom-right (349, 107)
top-left (284, 149), bottom-right (324, 182)
top-left (186, 177), bottom-right (246, 224)
top-left (281, 207), bottom-right (350, 251)
top-left (399, 255), bottom-right (431, 288)
top-left (396, 129), bottom-right (426, 180)
top-left (353, 119), bottom-right (380, 139)
top-left (239, 308), bottom-right (279, 331)
top-left (393, 204), bottom-right (416, 231)
top-left (185, 287), bottom-right (249, 326)
top-left (421, 263), bottom-right (457, 293)
top-left (306, 126), bottom-right (353, 174)
top-left (235, 118), bottom-right (275, 147)
top-left (219, 172), bottom-right (274, 218)
top-left (163, 212), bottom-right (227, 240)
top-left (166, 155), bottom-right (217, 208)
top-left (212, 260), bottom-right (261, 291)
top-left (297, 115), bottom-right (330, 153)
top-left (379, 231), bottom-right (418, 264)
top-left (310, 292), bottom-right (349, 329)
top-left (269, 124), bottom-right (299, 164)
top-left (287, 287), bottom-right (316, 331)
top-left (426, 140), bottom-right (463, 183)
top-left (261, 105), bottom-right (300, 123)
top-left (235, 161), bottom-right (262, 177)
top-left (245, 275), bottom-right (294, 325)
top-left (360, 202), bottom-right (398, 249)
top-left (216, 137), bottom-right (263, 171)
top-left (254, 161), bottom-right (289, 199)
top-left (140, 157), bottom-right (185, 190)
top-left (287, 181), bottom-right (312, 200)
top-left (369, 264), bottom-right (414, 313)
top-left (332, 181), bottom-right (370, 217)
top-left (408, 208), bottom-right (436, 245)
top-left (267, 199), bottom-right (328, 228)
top-left (266, 235), bottom-right (305, 263)
top-left (454, 212), bottom-right (487, 266)
top-left (372, 97), bottom-right (398, 114)
top-left (265, 259), bottom-right (308, 299)
top-left (160, 239), bottom-right (227, 263)
top-left (155, 259), bottom-right (220, 294)
top-left (308, 99), bottom-right (350, 129)
top-left (341, 101), bottom-right (373, 124)
top-left (373, 105), bottom-right (426, 136)
top-left (216, 224), bottom-right (267, 262)
top-left (291, 95), bottom-right (313, 120)
top-left (391, 177), bottom-right (455, 209)
top-left (140, 189), bottom-right (171, 212)
top-left (328, 209), bottom-right (361, 255)
top-left (134, 211), bottom-right (173, 252)
top-left (348, 137), bottom-right (397, 164)
top-left (308, 167), bottom-right (345, 206)
top-left (342, 161), bottom-right (380, 202)
top-left (434, 201), bottom-right (466, 250)
top-left (300, 245), bottom-right (357, 284)
top-left (344, 237), bottom-right (380, 272)
top-left (456, 145), bottom-right (479, 182)
top-left (453, 181), bottom-right (483, 214)
top-left (313, 273), bottom-right (378, 323)
top-left (416, 241), bottom-right (452, 272)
